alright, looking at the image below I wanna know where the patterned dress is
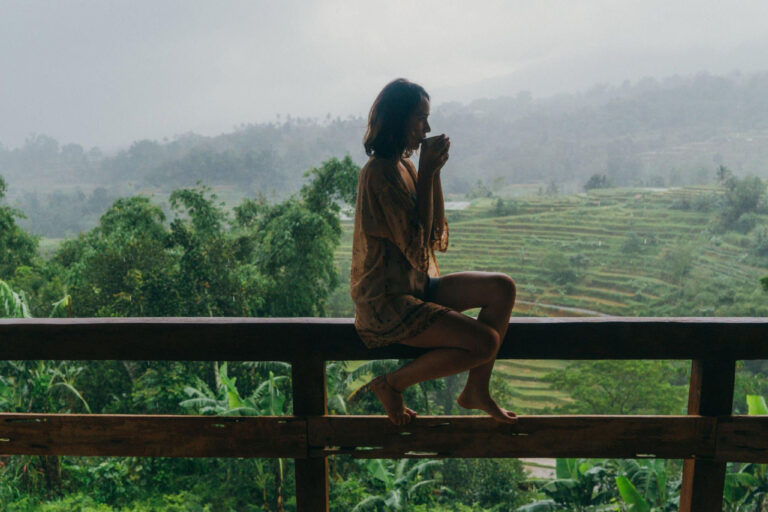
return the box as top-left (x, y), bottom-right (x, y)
top-left (350, 157), bottom-right (452, 348)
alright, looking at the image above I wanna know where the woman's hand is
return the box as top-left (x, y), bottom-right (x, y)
top-left (418, 134), bottom-right (450, 178)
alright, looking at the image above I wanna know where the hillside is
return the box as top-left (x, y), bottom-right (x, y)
top-left (331, 186), bottom-right (768, 318)
top-left (330, 185), bottom-right (768, 412)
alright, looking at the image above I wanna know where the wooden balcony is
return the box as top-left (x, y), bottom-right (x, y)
top-left (2, 317), bottom-right (767, 511)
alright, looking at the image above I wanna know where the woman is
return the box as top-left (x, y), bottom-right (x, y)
top-left (350, 78), bottom-right (517, 426)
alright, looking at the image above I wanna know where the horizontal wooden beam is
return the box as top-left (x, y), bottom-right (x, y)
top-left (4, 413), bottom-right (768, 462)
top-left (309, 415), bottom-right (717, 459)
top-left (715, 416), bottom-right (768, 463)
top-left (1, 317), bottom-right (768, 361)
top-left (0, 413), bottom-right (306, 458)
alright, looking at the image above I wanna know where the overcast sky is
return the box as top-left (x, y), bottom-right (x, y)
top-left (3, 0), bottom-right (768, 151)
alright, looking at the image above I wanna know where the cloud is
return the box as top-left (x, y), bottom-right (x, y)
top-left (2, 0), bottom-right (768, 149)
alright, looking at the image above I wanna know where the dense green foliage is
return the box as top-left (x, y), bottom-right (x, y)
top-left (546, 361), bottom-right (688, 415)
top-left (2, 156), bottom-right (768, 509)
top-left (0, 176), bottom-right (37, 277)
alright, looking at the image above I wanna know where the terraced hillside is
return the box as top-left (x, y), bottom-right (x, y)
top-left (329, 186), bottom-right (768, 412)
top-left (495, 359), bottom-right (570, 413)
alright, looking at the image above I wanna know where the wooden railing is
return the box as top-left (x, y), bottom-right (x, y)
top-left (1, 317), bottom-right (768, 511)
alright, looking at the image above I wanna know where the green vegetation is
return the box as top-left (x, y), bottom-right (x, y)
top-left (2, 158), bottom-right (768, 509)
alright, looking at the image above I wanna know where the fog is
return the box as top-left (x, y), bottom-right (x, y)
top-left (3, 0), bottom-right (768, 151)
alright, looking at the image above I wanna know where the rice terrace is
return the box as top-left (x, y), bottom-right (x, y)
top-left (331, 183), bottom-right (768, 414)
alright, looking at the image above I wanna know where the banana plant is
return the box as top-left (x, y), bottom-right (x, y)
top-left (517, 458), bottom-right (616, 511)
top-left (0, 279), bottom-right (31, 318)
top-left (325, 360), bottom-right (352, 414)
top-left (352, 458), bottom-right (447, 511)
top-left (180, 362), bottom-right (290, 511)
top-left (0, 280), bottom-right (89, 495)
top-left (610, 458), bottom-right (679, 511)
top-left (724, 395), bottom-right (768, 511)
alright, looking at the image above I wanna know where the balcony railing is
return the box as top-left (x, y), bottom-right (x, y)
top-left (1, 317), bottom-right (767, 511)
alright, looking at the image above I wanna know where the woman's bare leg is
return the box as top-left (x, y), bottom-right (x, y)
top-left (376, 272), bottom-right (517, 424)
top-left (426, 272), bottom-right (516, 420)
top-left (439, 273), bottom-right (517, 418)
top-left (376, 310), bottom-right (501, 425)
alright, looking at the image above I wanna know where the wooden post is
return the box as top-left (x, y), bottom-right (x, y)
top-left (679, 359), bottom-right (735, 512)
top-left (292, 355), bottom-right (329, 512)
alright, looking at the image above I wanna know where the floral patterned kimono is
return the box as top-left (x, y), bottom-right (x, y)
top-left (350, 157), bottom-right (451, 348)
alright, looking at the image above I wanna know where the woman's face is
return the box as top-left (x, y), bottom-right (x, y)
top-left (406, 95), bottom-right (431, 151)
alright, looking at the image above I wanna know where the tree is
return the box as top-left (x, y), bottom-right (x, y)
top-left (468, 179), bottom-right (493, 199)
top-left (53, 153), bottom-right (360, 319)
top-left (658, 246), bottom-right (694, 287)
top-left (0, 176), bottom-right (38, 279)
top-left (300, 155), bottom-right (359, 238)
top-left (716, 164), bottom-right (732, 185)
top-left (542, 252), bottom-right (579, 285)
top-left (492, 197), bottom-right (519, 217)
top-left (53, 196), bottom-right (180, 317)
top-left (583, 174), bottom-right (612, 191)
top-left (545, 179), bottom-right (559, 196)
top-left (717, 174), bottom-right (766, 232)
top-left (441, 457), bottom-right (529, 510)
top-left (546, 361), bottom-right (687, 415)
top-left (621, 232), bottom-right (643, 254)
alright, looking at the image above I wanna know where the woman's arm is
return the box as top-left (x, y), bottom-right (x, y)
top-left (415, 136), bottom-right (449, 243)
top-left (432, 169), bottom-right (445, 234)
top-left (415, 166), bottom-right (435, 243)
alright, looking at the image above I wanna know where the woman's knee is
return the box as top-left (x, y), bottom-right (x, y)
top-left (491, 273), bottom-right (516, 304)
top-left (400, 311), bottom-right (500, 362)
top-left (469, 324), bottom-right (500, 363)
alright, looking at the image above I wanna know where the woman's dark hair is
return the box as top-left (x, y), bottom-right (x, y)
top-left (364, 78), bottom-right (429, 159)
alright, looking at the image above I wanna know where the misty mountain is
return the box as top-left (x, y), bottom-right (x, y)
top-left (3, 70), bottom-right (768, 202)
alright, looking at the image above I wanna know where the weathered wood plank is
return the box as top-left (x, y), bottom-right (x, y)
top-left (292, 357), bottom-right (329, 512)
top-left (4, 412), bottom-right (768, 463)
top-left (308, 415), bottom-right (716, 459)
top-left (680, 359), bottom-right (736, 512)
top-left (0, 413), bottom-right (305, 458)
top-left (715, 416), bottom-right (768, 462)
top-left (1, 317), bottom-right (768, 360)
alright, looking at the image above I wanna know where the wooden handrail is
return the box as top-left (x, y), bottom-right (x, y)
top-left (1, 317), bottom-right (767, 360)
top-left (1, 317), bottom-right (765, 512)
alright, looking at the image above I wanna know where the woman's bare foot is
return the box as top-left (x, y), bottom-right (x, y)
top-left (457, 390), bottom-right (517, 424)
top-left (371, 375), bottom-right (416, 425)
